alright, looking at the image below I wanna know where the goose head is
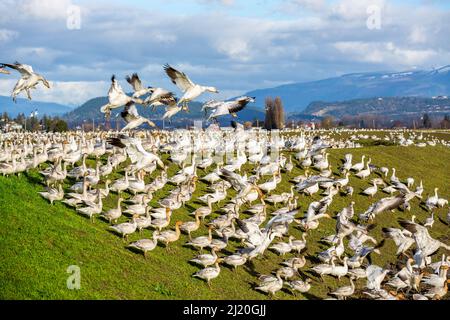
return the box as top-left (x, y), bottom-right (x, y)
top-left (206, 86), bottom-right (219, 94)
top-left (39, 75), bottom-right (51, 88)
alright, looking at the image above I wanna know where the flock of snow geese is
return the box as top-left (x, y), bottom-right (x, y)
top-left (1, 62), bottom-right (449, 300)
top-left (0, 62), bottom-right (254, 127)
top-left (0, 125), bottom-right (449, 300)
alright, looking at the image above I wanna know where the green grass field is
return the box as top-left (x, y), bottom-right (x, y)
top-left (1, 143), bottom-right (449, 300)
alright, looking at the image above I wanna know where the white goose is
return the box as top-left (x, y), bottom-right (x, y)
top-left (38, 184), bottom-right (64, 205)
top-left (128, 233), bottom-right (158, 258)
top-left (100, 75), bottom-right (142, 116)
top-left (425, 188), bottom-right (439, 210)
top-left (362, 180), bottom-right (378, 197)
top-left (110, 216), bottom-right (138, 241)
top-left (120, 102), bottom-right (156, 131)
top-left (329, 277), bottom-right (355, 300)
top-left (164, 64), bottom-right (218, 110)
top-left (206, 96), bottom-right (254, 121)
top-left (125, 73), bottom-right (153, 98)
top-left (101, 197), bottom-right (124, 224)
top-left (351, 155), bottom-right (365, 172)
top-left (355, 158), bottom-right (372, 179)
top-left (1, 62), bottom-right (50, 102)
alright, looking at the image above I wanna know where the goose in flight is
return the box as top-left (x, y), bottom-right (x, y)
top-left (164, 64), bottom-right (218, 110)
top-left (125, 73), bottom-right (153, 98)
top-left (143, 87), bottom-right (176, 110)
top-left (107, 134), bottom-right (165, 171)
top-left (1, 62), bottom-right (50, 102)
top-left (398, 219), bottom-right (450, 259)
top-left (162, 97), bottom-right (184, 121)
top-left (100, 75), bottom-right (143, 116)
top-left (205, 96), bottom-right (255, 121)
top-left (120, 102), bottom-right (156, 132)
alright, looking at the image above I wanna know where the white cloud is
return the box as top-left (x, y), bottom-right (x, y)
top-left (215, 38), bottom-right (252, 62)
top-left (334, 41), bottom-right (437, 66)
top-left (409, 26), bottom-right (427, 44)
top-left (19, 0), bottom-right (74, 20)
top-left (290, 0), bottom-right (325, 11)
top-left (331, 0), bottom-right (387, 20)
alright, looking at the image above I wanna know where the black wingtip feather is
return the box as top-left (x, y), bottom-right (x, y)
top-left (106, 137), bottom-right (126, 149)
top-left (235, 219), bottom-right (249, 233)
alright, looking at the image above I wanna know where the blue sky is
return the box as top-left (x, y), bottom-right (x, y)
top-left (0, 0), bottom-right (449, 105)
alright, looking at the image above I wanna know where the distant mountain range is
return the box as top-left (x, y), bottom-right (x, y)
top-left (63, 96), bottom-right (266, 128)
top-left (290, 96), bottom-right (450, 120)
top-left (0, 95), bottom-right (73, 117)
top-left (244, 65), bottom-right (450, 112)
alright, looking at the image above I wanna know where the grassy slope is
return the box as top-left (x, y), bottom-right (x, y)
top-left (0, 144), bottom-right (449, 300)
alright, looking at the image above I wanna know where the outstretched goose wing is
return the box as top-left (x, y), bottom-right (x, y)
top-left (1, 62), bottom-right (33, 77)
top-left (164, 64), bottom-right (195, 92)
top-left (120, 102), bottom-right (140, 123)
top-left (126, 73), bottom-right (144, 92)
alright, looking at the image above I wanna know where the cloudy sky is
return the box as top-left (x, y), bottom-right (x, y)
top-left (0, 0), bottom-right (449, 105)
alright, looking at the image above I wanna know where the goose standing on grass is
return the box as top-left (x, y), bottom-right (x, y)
top-left (351, 155), bottom-right (365, 172)
top-left (255, 270), bottom-right (284, 297)
top-left (415, 180), bottom-right (424, 197)
top-left (100, 75), bottom-right (143, 117)
top-left (425, 188), bottom-right (439, 210)
top-left (186, 226), bottom-right (214, 252)
top-left (311, 258), bottom-right (335, 281)
top-left (101, 197), bottom-right (124, 224)
top-left (164, 64), bottom-right (219, 111)
top-left (362, 180), bottom-right (378, 197)
top-left (286, 278), bottom-right (312, 296)
top-left (424, 212), bottom-right (435, 228)
top-left (1, 62), bottom-right (50, 102)
top-left (120, 102), bottom-right (156, 131)
top-left (193, 258), bottom-right (224, 288)
top-left (190, 248), bottom-right (219, 267)
top-left (110, 216), bottom-right (138, 241)
top-left (77, 190), bottom-right (103, 222)
top-left (406, 177), bottom-right (415, 188)
top-left (38, 184), bottom-right (64, 205)
top-left (180, 212), bottom-right (202, 238)
top-left (155, 221), bottom-right (183, 250)
top-left (355, 158), bottom-right (372, 179)
top-left (223, 253), bottom-right (247, 271)
top-left (206, 96), bottom-right (255, 121)
top-left (329, 277), bottom-right (355, 300)
top-left (128, 233), bottom-right (158, 258)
